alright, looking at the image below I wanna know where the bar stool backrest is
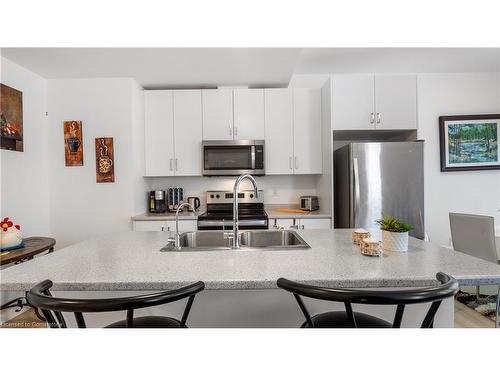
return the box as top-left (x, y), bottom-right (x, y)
top-left (27, 280), bottom-right (205, 328)
top-left (449, 212), bottom-right (499, 264)
top-left (277, 272), bottom-right (459, 328)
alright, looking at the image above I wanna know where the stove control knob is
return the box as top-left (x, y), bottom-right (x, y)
top-left (210, 194), bottom-right (214, 199)
top-left (250, 194), bottom-right (254, 198)
top-left (216, 194), bottom-right (220, 199)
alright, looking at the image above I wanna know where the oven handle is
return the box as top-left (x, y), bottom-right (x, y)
top-left (197, 219), bottom-right (268, 228)
top-left (251, 146), bottom-right (256, 169)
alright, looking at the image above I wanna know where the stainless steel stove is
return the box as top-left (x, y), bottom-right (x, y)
top-left (197, 190), bottom-right (268, 230)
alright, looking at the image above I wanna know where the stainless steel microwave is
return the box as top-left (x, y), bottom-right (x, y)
top-left (202, 140), bottom-right (265, 176)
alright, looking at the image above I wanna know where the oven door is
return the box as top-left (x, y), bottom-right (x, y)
top-left (202, 140), bottom-right (264, 176)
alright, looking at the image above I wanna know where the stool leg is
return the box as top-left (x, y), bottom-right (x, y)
top-left (495, 285), bottom-right (500, 328)
top-left (476, 285), bottom-right (480, 299)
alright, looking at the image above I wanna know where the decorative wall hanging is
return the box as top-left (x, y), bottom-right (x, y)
top-left (95, 137), bottom-right (115, 183)
top-left (0, 83), bottom-right (24, 152)
top-left (63, 121), bottom-right (84, 166)
top-left (439, 114), bottom-right (500, 172)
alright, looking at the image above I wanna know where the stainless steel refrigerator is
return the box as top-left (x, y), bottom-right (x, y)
top-left (334, 141), bottom-right (424, 239)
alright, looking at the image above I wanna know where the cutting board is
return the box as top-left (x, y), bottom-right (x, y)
top-left (273, 208), bottom-right (310, 214)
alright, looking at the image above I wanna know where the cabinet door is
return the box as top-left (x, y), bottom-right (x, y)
top-left (233, 89), bottom-right (265, 139)
top-left (134, 221), bottom-right (168, 232)
top-left (202, 89), bottom-right (234, 140)
top-left (264, 89), bottom-right (294, 175)
top-left (272, 218), bottom-right (296, 229)
top-left (173, 90), bottom-right (203, 176)
top-left (331, 74), bottom-right (375, 130)
top-left (299, 218), bottom-right (331, 229)
top-left (164, 220), bottom-right (197, 232)
top-left (144, 91), bottom-right (175, 176)
top-left (374, 74), bottom-right (417, 130)
top-left (293, 89), bottom-right (322, 174)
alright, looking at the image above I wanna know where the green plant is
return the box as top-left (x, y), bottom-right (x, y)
top-left (375, 214), bottom-right (413, 233)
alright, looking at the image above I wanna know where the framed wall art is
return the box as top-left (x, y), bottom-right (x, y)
top-left (63, 121), bottom-right (84, 166)
top-left (0, 83), bottom-right (23, 152)
top-left (95, 137), bottom-right (115, 183)
top-left (439, 114), bottom-right (500, 172)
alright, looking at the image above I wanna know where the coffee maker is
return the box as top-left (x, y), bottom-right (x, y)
top-left (149, 190), bottom-right (166, 213)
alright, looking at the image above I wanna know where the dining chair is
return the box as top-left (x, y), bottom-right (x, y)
top-left (277, 272), bottom-right (459, 328)
top-left (27, 279), bottom-right (205, 328)
top-left (449, 212), bottom-right (500, 327)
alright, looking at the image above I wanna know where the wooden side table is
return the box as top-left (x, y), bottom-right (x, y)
top-left (0, 237), bottom-right (56, 320)
top-left (0, 237), bottom-right (56, 266)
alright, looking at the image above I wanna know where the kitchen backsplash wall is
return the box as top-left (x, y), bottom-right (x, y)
top-left (146, 175), bottom-right (320, 205)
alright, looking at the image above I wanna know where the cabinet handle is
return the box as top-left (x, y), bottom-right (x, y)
top-left (370, 113), bottom-right (375, 124)
top-left (294, 156), bottom-right (298, 170)
top-left (301, 225), bottom-right (304, 230)
top-left (169, 158), bottom-right (173, 171)
top-left (175, 158), bottom-right (178, 171)
top-left (376, 113), bottom-right (381, 124)
top-left (161, 226), bottom-right (164, 232)
top-left (235, 127), bottom-right (238, 137)
top-left (289, 156), bottom-right (293, 170)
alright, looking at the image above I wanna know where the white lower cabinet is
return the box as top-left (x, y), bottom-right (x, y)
top-left (300, 218), bottom-right (331, 229)
top-left (271, 218), bottom-right (331, 230)
top-left (133, 220), bottom-right (197, 232)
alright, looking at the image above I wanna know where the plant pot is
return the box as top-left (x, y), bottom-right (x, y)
top-left (381, 230), bottom-right (409, 252)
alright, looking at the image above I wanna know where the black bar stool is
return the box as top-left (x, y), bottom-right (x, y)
top-left (27, 280), bottom-right (205, 328)
top-left (277, 272), bottom-right (459, 328)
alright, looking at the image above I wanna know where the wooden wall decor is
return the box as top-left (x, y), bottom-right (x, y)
top-left (63, 121), bottom-right (84, 166)
top-left (0, 83), bottom-right (24, 152)
top-left (95, 137), bottom-right (115, 183)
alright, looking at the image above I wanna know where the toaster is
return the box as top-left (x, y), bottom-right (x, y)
top-left (300, 196), bottom-right (319, 211)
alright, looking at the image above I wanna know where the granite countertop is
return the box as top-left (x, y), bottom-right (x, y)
top-left (132, 206), bottom-right (206, 221)
top-left (265, 204), bottom-right (331, 219)
top-left (1, 229), bottom-right (500, 292)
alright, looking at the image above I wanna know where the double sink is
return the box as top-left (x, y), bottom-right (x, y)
top-left (161, 230), bottom-right (311, 251)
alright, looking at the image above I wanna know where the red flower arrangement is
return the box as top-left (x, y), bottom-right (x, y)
top-left (1, 217), bottom-right (20, 232)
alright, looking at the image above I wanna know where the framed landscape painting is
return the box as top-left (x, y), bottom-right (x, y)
top-left (439, 114), bottom-right (500, 172)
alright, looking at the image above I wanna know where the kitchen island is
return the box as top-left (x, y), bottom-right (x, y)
top-left (2, 229), bottom-right (500, 327)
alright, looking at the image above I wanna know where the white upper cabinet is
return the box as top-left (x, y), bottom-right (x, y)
top-left (144, 90), bottom-right (175, 176)
top-left (202, 89), bottom-right (234, 140)
top-left (293, 89), bottom-right (322, 174)
top-left (173, 90), bottom-right (203, 176)
top-left (374, 75), bottom-right (417, 129)
top-left (331, 74), bottom-right (417, 130)
top-left (264, 89), bottom-right (294, 174)
top-left (233, 89), bottom-right (265, 139)
top-left (332, 74), bottom-right (375, 130)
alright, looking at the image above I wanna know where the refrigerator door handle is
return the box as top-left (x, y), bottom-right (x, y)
top-left (353, 157), bottom-right (360, 227)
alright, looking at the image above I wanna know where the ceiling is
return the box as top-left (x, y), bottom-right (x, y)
top-left (294, 48), bottom-right (500, 74)
top-left (0, 48), bottom-right (303, 89)
top-left (2, 48), bottom-right (499, 88)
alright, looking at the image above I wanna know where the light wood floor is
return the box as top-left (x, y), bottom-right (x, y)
top-left (454, 300), bottom-right (496, 328)
top-left (1, 302), bottom-right (495, 328)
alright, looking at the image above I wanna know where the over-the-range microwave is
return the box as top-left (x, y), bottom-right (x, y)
top-left (202, 140), bottom-right (265, 176)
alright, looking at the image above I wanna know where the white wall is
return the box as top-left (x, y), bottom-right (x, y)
top-left (147, 175), bottom-right (319, 206)
top-left (0, 57), bottom-right (50, 323)
top-left (47, 78), bottom-right (146, 247)
top-left (0, 57), bottom-right (50, 237)
top-left (418, 73), bottom-right (500, 246)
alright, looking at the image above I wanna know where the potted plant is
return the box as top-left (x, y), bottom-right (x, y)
top-left (375, 214), bottom-right (413, 252)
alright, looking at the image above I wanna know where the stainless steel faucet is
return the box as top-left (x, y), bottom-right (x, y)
top-left (167, 202), bottom-right (194, 250)
top-left (224, 174), bottom-right (259, 249)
